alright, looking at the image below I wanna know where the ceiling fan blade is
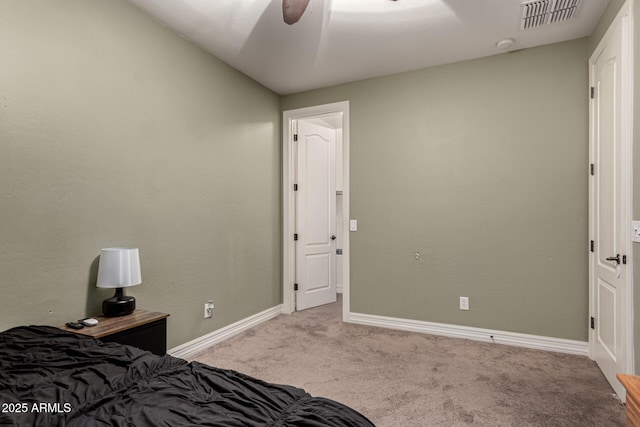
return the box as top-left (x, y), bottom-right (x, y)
top-left (282, 0), bottom-right (310, 25)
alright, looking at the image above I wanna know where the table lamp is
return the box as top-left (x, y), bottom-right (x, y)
top-left (97, 247), bottom-right (142, 317)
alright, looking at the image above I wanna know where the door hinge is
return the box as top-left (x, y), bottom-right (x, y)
top-left (590, 164), bottom-right (595, 176)
top-left (590, 87), bottom-right (595, 99)
top-left (294, 283), bottom-right (299, 291)
top-left (293, 134), bottom-right (298, 142)
top-left (590, 316), bottom-right (595, 329)
top-left (623, 255), bottom-right (627, 265)
top-left (590, 240), bottom-right (594, 252)
top-left (294, 184), bottom-right (298, 191)
top-left (294, 233), bottom-right (298, 241)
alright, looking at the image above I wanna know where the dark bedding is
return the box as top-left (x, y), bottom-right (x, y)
top-left (0, 326), bottom-right (374, 426)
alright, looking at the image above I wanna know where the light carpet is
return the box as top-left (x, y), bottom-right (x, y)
top-left (190, 297), bottom-right (625, 426)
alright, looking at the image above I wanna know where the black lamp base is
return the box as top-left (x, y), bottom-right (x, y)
top-left (102, 288), bottom-right (136, 317)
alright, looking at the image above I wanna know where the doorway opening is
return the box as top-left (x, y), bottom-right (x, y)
top-left (282, 101), bottom-right (350, 321)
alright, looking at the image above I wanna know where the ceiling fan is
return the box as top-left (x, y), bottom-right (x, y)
top-left (282, 0), bottom-right (310, 25)
top-left (283, 0), bottom-right (398, 25)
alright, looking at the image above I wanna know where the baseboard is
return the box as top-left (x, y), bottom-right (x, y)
top-left (169, 305), bottom-right (283, 359)
top-left (348, 312), bottom-right (588, 356)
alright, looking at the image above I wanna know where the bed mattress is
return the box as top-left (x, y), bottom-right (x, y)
top-left (0, 325), bottom-right (374, 426)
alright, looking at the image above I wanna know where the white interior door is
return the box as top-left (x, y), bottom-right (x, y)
top-left (590, 4), bottom-right (632, 399)
top-left (295, 119), bottom-right (337, 311)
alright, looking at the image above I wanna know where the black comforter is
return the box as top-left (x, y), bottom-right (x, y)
top-left (0, 326), bottom-right (374, 426)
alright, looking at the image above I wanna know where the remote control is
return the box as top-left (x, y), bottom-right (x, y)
top-left (65, 322), bottom-right (85, 330)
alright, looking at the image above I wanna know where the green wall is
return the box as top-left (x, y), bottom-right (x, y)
top-left (282, 38), bottom-right (590, 341)
top-left (634, 0), bottom-right (640, 376)
top-left (0, 0), bottom-right (281, 349)
top-left (0, 0), bottom-right (621, 350)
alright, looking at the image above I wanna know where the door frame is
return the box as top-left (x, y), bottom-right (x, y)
top-left (282, 101), bottom-right (350, 320)
top-left (588, 0), bottom-right (634, 384)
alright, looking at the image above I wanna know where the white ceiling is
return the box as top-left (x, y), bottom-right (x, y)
top-left (127, 0), bottom-right (610, 95)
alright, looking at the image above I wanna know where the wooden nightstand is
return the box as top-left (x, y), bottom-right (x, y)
top-left (617, 373), bottom-right (640, 426)
top-left (60, 309), bottom-right (169, 355)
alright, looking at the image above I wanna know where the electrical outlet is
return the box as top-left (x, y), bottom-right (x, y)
top-left (633, 221), bottom-right (640, 242)
top-left (459, 296), bottom-right (469, 311)
top-left (204, 300), bottom-right (214, 318)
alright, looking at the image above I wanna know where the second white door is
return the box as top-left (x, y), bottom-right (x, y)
top-left (295, 119), bottom-right (337, 311)
top-left (589, 1), bottom-right (632, 400)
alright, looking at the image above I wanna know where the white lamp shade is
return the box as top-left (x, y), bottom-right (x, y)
top-left (97, 248), bottom-right (142, 289)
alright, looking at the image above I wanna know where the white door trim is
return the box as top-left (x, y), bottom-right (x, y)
top-left (588, 0), bottom-right (634, 384)
top-left (283, 101), bottom-right (350, 321)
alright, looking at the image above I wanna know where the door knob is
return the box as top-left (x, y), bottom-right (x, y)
top-left (606, 254), bottom-right (621, 265)
top-left (331, 235), bottom-right (336, 240)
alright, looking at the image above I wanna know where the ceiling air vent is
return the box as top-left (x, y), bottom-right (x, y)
top-left (521, 0), bottom-right (581, 30)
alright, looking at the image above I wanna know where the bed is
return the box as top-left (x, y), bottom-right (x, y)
top-left (0, 325), bottom-right (374, 426)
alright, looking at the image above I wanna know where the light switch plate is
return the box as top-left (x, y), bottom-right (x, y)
top-left (349, 219), bottom-right (358, 231)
